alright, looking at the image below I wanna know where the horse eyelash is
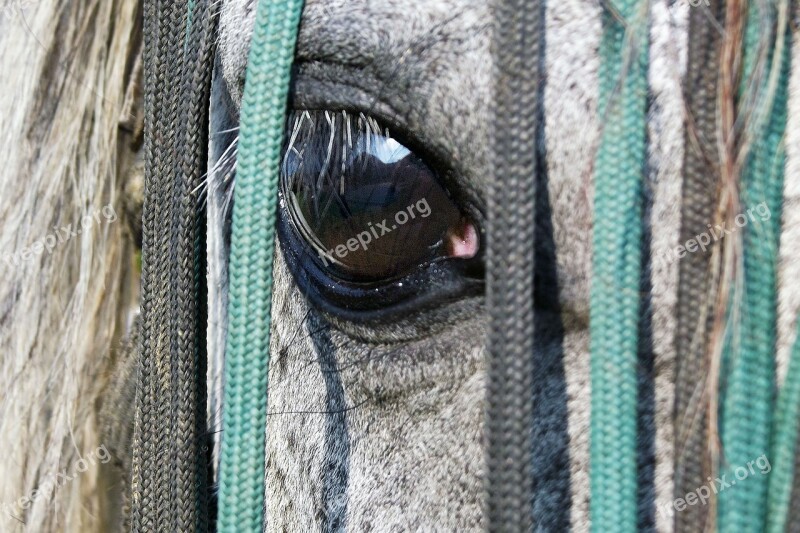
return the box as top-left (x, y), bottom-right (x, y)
top-left (282, 109), bottom-right (389, 210)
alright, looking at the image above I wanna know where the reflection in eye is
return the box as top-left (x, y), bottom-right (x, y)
top-left (280, 110), bottom-right (478, 282)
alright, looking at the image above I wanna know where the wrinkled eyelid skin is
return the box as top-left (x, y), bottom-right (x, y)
top-left (288, 68), bottom-right (487, 222)
top-left (216, 0), bottom-right (491, 227)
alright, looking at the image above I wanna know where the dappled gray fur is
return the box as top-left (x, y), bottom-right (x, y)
top-left (208, 52), bottom-right (240, 470)
top-left (212, 0), bottom-right (687, 530)
top-left (215, 2), bottom-right (494, 529)
top-left (647, 2), bottom-right (688, 530)
top-left (212, 0), bottom-right (800, 531)
top-left (778, 36), bottom-right (800, 387)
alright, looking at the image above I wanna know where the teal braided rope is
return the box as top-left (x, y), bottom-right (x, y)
top-left (217, 1), bottom-right (303, 531)
top-left (589, 0), bottom-right (649, 531)
top-left (768, 318), bottom-right (800, 532)
top-left (764, 11), bottom-right (795, 533)
top-left (718, 0), bottom-right (790, 530)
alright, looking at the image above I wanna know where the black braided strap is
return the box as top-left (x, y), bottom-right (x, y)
top-left (173, 0), bottom-right (218, 530)
top-left (131, 0), bottom-right (218, 530)
top-left (484, 0), bottom-right (543, 530)
top-left (673, 0), bottom-right (725, 530)
top-left (131, 1), bottom-right (176, 528)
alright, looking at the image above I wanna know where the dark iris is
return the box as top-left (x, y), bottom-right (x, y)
top-left (280, 110), bottom-right (471, 282)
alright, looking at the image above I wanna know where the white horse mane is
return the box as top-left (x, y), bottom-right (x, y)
top-left (0, 1), bottom-right (140, 531)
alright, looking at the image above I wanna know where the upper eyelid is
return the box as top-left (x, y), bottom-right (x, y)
top-left (289, 67), bottom-right (486, 221)
top-left (290, 69), bottom-right (453, 172)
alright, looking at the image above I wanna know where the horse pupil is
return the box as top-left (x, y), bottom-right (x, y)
top-left (281, 110), bottom-right (463, 281)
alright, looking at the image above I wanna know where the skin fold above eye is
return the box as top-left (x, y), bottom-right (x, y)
top-left (280, 109), bottom-right (478, 283)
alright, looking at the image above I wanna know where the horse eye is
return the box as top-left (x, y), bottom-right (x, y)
top-left (280, 110), bottom-right (478, 282)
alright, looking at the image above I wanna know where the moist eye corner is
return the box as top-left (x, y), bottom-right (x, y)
top-left (445, 219), bottom-right (479, 259)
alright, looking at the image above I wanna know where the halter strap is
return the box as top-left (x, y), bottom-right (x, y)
top-left (216, 1), bottom-right (303, 531)
top-left (131, 0), bottom-right (218, 530)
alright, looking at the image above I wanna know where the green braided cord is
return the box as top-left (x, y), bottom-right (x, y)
top-left (764, 10), bottom-right (795, 533)
top-left (718, 0), bottom-right (790, 530)
top-left (217, 1), bottom-right (303, 531)
top-left (768, 318), bottom-right (800, 532)
top-left (589, 0), bottom-right (648, 530)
